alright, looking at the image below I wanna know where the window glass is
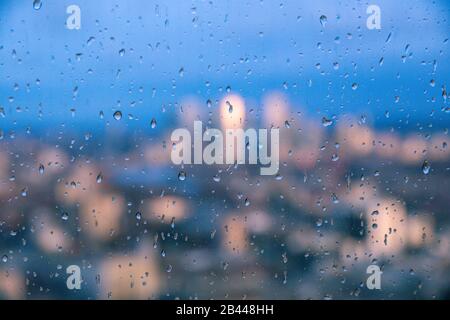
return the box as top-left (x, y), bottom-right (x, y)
top-left (0, 0), bottom-right (449, 300)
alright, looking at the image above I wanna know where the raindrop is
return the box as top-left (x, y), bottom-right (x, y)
top-left (96, 173), bottom-right (103, 183)
top-left (178, 171), bottom-right (186, 181)
top-left (316, 218), bottom-right (323, 227)
top-left (113, 111), bottom-right (122, 120)
top-left (284, 120), bottom-right (290, 128)
top-left (135, 212), bottom-right (142, 220)
top-left (226, 101), bottom-right (233, 113)
top-left (422, 160), bottom-right (430, 175)
top-left (322, 117), bottom-right (333, 127)
top-left (385, 32), bottom-right (392, 43)
top-left (282, 252), bottom-right (288, 264)
top-left (331, 193), bottom-right (339, 204)
top-left (87, 36), bottom-right (95, 46)
top-left (119, 48), bottom-right (125, 56)
top-left (38, 164), bottom-right (45, 175)
top-left (150, 118), bottom-right (157, 129)
top-left (1, 255), bottom-right (7, 263)
top-left (319, 15), bottom-right (327, 27)
top-left (61, 212), bottom-right (69, 221)
top-left (351, 83), bottom-right (358, 90)
top-left (33, 0), bottom-right (42, 10)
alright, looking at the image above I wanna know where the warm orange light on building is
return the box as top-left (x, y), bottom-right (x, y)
top-left (262, 92), bottom-right (290, 128)
top-left (100, 247), bottom-right (162, 299)
top-left (143, 195), bottom-right (189, 223)
top-left (399, 135), bottom-right (427, 164)
top-left (222, 215), bottom-right (248, 255)
top-left (81, 193), bottom-right (125, 240)
top-left (220, 94), bottom-right (246, 129)
top-left (366, 198), bottom-right (407, 256)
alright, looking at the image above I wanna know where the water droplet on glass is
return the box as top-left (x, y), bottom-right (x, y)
top-left (38, 164), bottom-right (45, 175)
top-left (33, 0), bottom-right (42, 10)
top-left (385, 32), bottom-right (392, 43)
top-left (61, 212), bottom-right (69, 221)
top-left (422, 160), bottom-right (430, 175)
top-left (319, 15), bottom-right (327, 27)
top-left (96, 173), bottom-right (103, 183)
top-left (226, 101), bottom-right (233, 113)
top-left (150, 118), bottom-right (157, 128)
top-left (282, 252), bottom-right (288, 263)
top-left (178, 171), bottom-right (186, 181)
top-left (322, 117), bottom-right (333, 127)
top-left (331, 193), bottom-right (339, 204)
top-left (135, 212), bottom-right (142, 220)
top-left (87, 36), bottom-right (95, 46)
top-left (1, 255), bottom-right (7, 263)
top-left (113, 111), bottom-right (122, 120)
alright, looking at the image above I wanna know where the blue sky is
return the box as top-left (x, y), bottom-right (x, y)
top-left (0, 0), bottom-right (449, 131)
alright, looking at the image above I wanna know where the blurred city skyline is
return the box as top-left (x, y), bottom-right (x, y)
top-left (1, 0), bottom-right (450, 300)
